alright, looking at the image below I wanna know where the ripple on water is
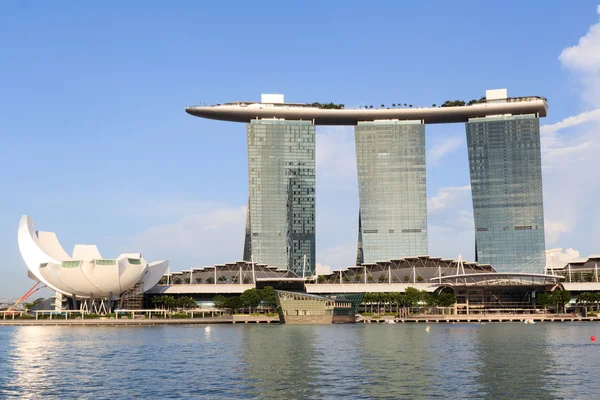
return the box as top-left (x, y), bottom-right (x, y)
top-left (0, 323), bottom-right (599, 399)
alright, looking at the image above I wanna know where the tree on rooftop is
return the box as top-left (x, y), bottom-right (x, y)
top-left (432, 103), bottom-right (436, 107)
top-left (392, 103), bottom-right (396, 107)
top-left (381, 104), bottom-right (385, 108)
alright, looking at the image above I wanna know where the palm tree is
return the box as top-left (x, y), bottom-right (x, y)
top-left (409, 104), bottom-right (413, 108)
top-left (392, 103), bottom-right (396, 107)
top-left (369, 105), bottom-right (373, 109)
top-left (380, 104), bottom-right (385, 108)
top-left (432, 103), bottom-right (437, 107)
top-left (403, 103), bottom-right (407, 107)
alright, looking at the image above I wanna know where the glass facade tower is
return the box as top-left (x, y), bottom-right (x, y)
top-left (355, 120), bottom-right (427, 264)
top-left (466, 115), bottom-right (546, 273)
top-left (244, 119), bottom-right (316, 276)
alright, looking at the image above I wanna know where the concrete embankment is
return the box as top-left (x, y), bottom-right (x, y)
top-left (358, 314), bottom-right (600, 324)
top-left (0, 316), bottom-right (279, 327)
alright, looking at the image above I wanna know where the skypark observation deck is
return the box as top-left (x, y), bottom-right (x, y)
top-left (185, 96), bottom-right (548, 125)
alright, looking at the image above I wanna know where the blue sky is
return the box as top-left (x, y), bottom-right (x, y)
top-left (1, 2), bottom-right (599, 297)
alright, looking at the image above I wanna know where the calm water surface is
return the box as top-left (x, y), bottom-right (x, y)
top-left (0, 323), bottom-right (598, 399)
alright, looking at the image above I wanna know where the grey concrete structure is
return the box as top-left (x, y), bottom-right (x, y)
top-left (243, 119), bottom-right (316, 276)
top-left (466, 115), bottom-right (546, 273)
top-left (186, 97), bottom-right (547, 125)
top-left (355, 120), bottom-right (427, 263)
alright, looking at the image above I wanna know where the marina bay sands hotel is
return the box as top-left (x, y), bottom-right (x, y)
top-left (185, 89), bottom-right (547, 277)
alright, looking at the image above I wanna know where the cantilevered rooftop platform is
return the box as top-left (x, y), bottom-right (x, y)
top-left (185, 96), bottom-right (548, 125)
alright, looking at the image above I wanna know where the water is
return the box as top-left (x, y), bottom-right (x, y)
top-left (0, 323), bottom-right (598, 399)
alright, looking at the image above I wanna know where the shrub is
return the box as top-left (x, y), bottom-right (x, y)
top-left (172, 312), bottom-right (190, 319)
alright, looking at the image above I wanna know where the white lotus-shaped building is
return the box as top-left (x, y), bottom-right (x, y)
top-left (18, 215), bottom-right (169, 298)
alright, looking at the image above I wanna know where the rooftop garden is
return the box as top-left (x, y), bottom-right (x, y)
top-left (310, 102), bottom-right (345, 109)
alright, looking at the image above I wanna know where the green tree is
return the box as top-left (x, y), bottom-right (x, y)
top-left (243, 276), bottom-right (251, 284)
top-left (378, 274), bottom-right (387, 283)
top-left (195, 278), bottom-right (203, 284)
top-left (552, 290), bottom-right (572, 313)
top-left (241, 288), bottom-right (262, 311)
top-left (206, 277), bottom-right (215, 284)
top-left (318, 275), bottom-right (327, 283)
top-left (404, 287), bottom-right (421, 308)
top-left (354, 274), bottom-right (362, 282)
top-left (173, 277), bottom-right (182, 284)
top-left (536, 292), bottom-right (553, 310)
top-left (367, 276), bottom-right (375, 282)
top-left (260, 286), bottom-right (277, 308)
top-left (432, 103), bottom-right (437, 107)
top-left (437, 293), bottom-right (456, 307)
top-left (403, 275), bottom-right (410, 283)
top-left (392, 103), bottom-right (396, 107)
top-left (226, 296), bottom-right (243, 312)
top-left (213, 295), bottom-right (228, 309)
top-left (176, 296), bottom-right (196, 309)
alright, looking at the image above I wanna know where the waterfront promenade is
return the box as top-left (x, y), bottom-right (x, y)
top-left (1, 313), bottom-right (599, 326)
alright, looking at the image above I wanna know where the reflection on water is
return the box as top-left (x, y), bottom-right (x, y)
top-left (1, 323), bottom-right (599, 399)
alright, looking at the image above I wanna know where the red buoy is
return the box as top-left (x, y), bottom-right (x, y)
top-left (591, 336), bottom-right (596, 342)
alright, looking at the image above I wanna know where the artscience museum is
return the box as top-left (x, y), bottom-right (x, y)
top-left (17, 215), bottom-right (169, 312)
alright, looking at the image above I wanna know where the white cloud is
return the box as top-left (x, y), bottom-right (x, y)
top-left (428, 135), bottom-right (464, 165)
top-left (559, 5), bottom-right (600, 106)
top-left (539, 7), bottom-right (600, 250)
top-left (546, 248), bottom-right (581, 269)
top-left (128, 204), bottom-right (247, 269)
top-left (427, 185), bottom-right (471, 212)
top-left (544, 220), bottom-right (572, 246)
top-left (540, 108), bottom-right (600, 134)
top-left (315, 263), bottom-right (333, 275)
